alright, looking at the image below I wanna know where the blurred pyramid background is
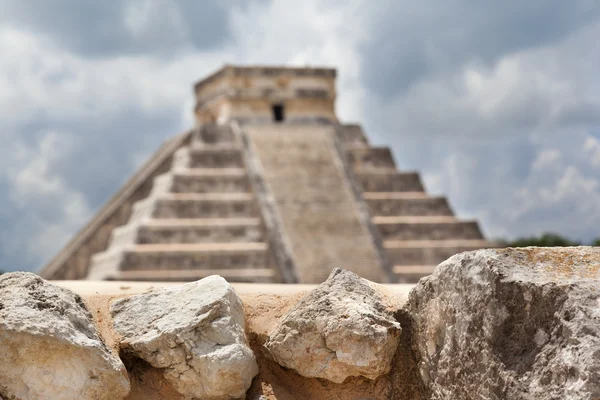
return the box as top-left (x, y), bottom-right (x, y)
top-left (40, 66), bottom-right (493, 284)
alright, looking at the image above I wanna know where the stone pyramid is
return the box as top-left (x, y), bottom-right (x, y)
top-left (40, 66), bottom-right (493, 283)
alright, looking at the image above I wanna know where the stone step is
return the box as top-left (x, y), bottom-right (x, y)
top-left (337, 124), bottom-right (369, 146)
top-left (99, 243), bottom-right (269, 271)
top-left (364, 192), bottom-right (453, 216)
top-left (393, 265), bottom-right (436, 284)
top-left (193, 124), bottom-right (235, 145)
top-left (170, 168), bottom-right (250, 193)
top-left (128, 197), bottom-right (157, 223)
top-left (355, 170), bottom-right (425, 192)
top-left (188, 145), bottom-right (244, 168)
top-left (144, 193), bottom-right (258, 219)
top-left (374, 216), bottom-right (483, 240)
top-left (346, 147), bottom-right (396, 169)
top-left (110, 218), bottom-right (264, 247)
top-left (107, 223), bottom-right (140, 249)
top-left (112, 268), bottom-right (275, 283)
top-left (384, 239), bottom-right (492, 266)
top-left (137, 218), bottom-right (264, 244)
top-left (171, 146), bottom-right (192, 170)
top-left (149, 173), bottom-right (176, 196)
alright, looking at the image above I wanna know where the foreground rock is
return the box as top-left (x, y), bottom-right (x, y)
top-left (408, 247), bottom-right (600, 400)
top-left (111, 275), bottom-right (258, 400)
top-left (0, 272), bottom-right (129, 400)
top-left (265, 268), bottom-right (401, 383)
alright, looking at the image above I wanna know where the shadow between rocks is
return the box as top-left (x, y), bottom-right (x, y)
top-left (388, 309), bottom-right (428, 400)
top-left (120, 353), bottom-right (183, 400)
top-left (245, 310), bottom-right (427, 400)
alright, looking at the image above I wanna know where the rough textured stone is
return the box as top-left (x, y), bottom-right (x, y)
top-left (110, 275), bottom-right (258, 400)
top-left (408, 247), bottom-right (600, 400)
top-left (0, 272), bottom-right (129, 400)
top-left (265, 268), bottom-right (401, 383)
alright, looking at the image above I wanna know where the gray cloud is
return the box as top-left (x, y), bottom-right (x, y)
top-left (355, 3), bottom-right (600, 244)
top-left (0, 0), bottom-right (246, 57)
top-left (0, 19), bottom-right (227, 271)
top-left (360, 0), bottom-right (600, 98)
top-left (46, 107), bottom-right (183, 210)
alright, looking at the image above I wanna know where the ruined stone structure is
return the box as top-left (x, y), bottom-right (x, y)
top-left (3, 247), bottom-right (600, 399)
top-left (39, 65), bottom-right (493, 284)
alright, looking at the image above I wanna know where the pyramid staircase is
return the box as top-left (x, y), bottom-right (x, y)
top-left (87, 125), bottom-right (276, 283)
top-left (87, 122), bottom-right (493, 284)
top-left (337, 125), bottom-right (493, 283)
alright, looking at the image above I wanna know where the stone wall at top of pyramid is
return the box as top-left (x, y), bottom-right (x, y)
top-left (193, 65), bottom-right (338, 125)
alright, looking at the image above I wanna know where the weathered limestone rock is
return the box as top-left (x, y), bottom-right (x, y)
top-left (265, 268), bottom-right (402, 383)
top-left (0, 272), bottom-right (129, 400)
top-left (408, 247), bottom-right (600, 400)
top-left (110, 275), bottom-right (258, 400)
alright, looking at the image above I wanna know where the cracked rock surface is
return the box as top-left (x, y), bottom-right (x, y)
top-left (265, 268), bottom-right (401, 383)
top-left (408, 247), bottom-right (600, 400)
top-left (0, 272), bottom-right (130, 400)
top-left (111, 275), bottom-right (258, 400)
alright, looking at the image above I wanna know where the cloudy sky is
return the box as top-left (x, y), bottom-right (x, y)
top-left (1, 0), bottom-right (600, 273)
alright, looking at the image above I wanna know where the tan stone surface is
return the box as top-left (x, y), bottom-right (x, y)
top-left (194, 66), bottom-right (337, 124)
top-left (408, 247), bottom-right (600, 399)
top-left (71, 280), bottom-right (421, 400)
top-left (54, 280), bottom-right (415, 297)
top-left (110, 276), bottom-right (258, 400)
top-left (246, 124), bottom-right (385, 283)
top-left (84, 293), bottom-right (184, 400)
top-left (0, 273), bottom-right (130, 400)
top-left (265, 269), bottom-right (402, 383)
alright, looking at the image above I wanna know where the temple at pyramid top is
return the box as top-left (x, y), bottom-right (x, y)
top-left (193, 65), bottom-right (338, 124)
top-left (40, 65), bottom-right (494, 284)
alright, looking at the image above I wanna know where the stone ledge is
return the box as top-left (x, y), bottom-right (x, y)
top-left (2, 247), bottom-right (599, 400)
top-left (54, 280), bottom-right (415, 297)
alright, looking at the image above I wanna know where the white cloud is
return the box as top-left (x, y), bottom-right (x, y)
top-left (0, 26), bottom-right (227, 268)
top-left (4, 132), bottom-right (91, 260)
top-left (228, 0), bottom-right (369, 123)
top-left (583, 135), bottom-right (600, 169)
top-left (377, 30), bottom-right (599, 139)
top-left (124, 0), bottom-right (186, 43)
top-left (368, 18), bottom-right (600, 242)
top-left (0, 25), bottom-right (232, 130)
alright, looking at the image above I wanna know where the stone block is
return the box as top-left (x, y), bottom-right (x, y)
top-left (111, 275), bottom-right (258, 400)
top-left (407, 247), bottom-right (600, 399)
top-left (0, 272), bottom-right (129, 400)
top-left (265, 268), bottom-right (401, 383)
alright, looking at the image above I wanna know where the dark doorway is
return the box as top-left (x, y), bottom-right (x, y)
top-left (273, 103), bottom-right (284, 122)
